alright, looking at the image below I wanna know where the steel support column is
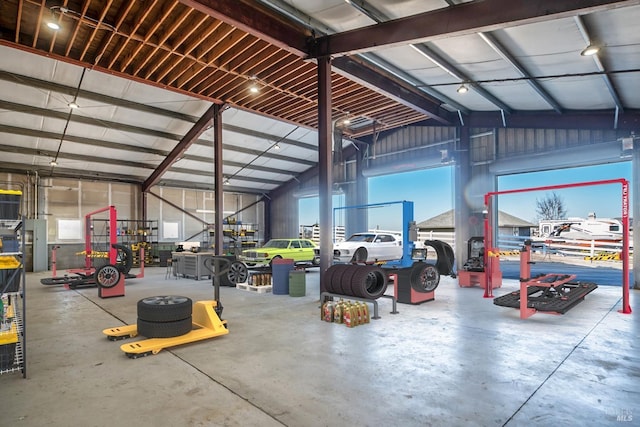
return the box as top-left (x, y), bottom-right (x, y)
top-left (141, 189), bottom-right (147, 224)
top-left (454, 126), bottom-right (472, 271)
top-left (355, 145), bottom-right (368, 233)
top-left (318, 56), bottom-right (332, 294)
top-left (213, 104), bottom-right (224, 255)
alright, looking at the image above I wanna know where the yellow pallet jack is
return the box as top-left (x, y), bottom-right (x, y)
top-left (102, 257), bottom-right (247, 358)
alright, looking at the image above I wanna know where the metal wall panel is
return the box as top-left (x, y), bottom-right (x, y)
top-left (271, 191), bottom-right (299, 239)
top-left (496, 128), bottom-right (620, 159)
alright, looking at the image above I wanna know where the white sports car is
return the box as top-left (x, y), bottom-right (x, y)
top-left (330, 232), bottom-right (404, 263)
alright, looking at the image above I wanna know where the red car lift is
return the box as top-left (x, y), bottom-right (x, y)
top-left (493, 240), bottom-right (598, 318)
top-left (483, 178), bottom-right (630, 315)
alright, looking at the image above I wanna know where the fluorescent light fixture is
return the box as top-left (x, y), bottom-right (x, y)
top-left (457, 84), bottom-right (468, 94)
top-left (580, 44), bottom-right (599, 56)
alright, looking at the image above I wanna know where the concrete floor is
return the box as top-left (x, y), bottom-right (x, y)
top-left (1, 266), bottom-right (638, 427)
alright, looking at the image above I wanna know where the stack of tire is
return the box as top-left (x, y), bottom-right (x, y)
top-left (137, 296), bottom-right (193, 338)
top-left (323, 264), bottom-right (388, 299)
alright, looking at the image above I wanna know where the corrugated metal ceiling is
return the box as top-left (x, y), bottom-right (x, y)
top-left (0, 0), bottom-right (638, 194)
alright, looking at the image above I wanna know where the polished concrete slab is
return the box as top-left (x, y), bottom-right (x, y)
top-left (1, 267), bottom-right (637, 426)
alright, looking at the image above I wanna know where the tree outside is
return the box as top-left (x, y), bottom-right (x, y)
top-left (535, 192), bottom-right (567, 220)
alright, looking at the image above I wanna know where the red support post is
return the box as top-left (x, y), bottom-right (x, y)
top-left (620, 180), bottom-right (631, 314)
top-left (51, 245), bottom-right (59, 277)
top-left (483, 196), bottom-right (493, 298)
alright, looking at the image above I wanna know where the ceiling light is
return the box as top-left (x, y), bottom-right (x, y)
top-left (457, 84), bottom-right (468, 94)
top-left (580, 44), bottom-right (599, 56)
top-left (223, 178), bottom-right (230, 185)
top-left (248, 75), bottom-right (260, 93)
top-left (273, 143), bottom-right (280, 150)
top-left (68, 101), bottom-right (79, 109)
top-left (48, 5), bottom-right (116, 32)
top-left (50, 160), bottom-right (58, 166)
top-left (342, 118), bottom-right (351, 125)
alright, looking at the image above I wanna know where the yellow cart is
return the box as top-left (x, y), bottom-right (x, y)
top-left (103, 257), bottom-right (246, 358)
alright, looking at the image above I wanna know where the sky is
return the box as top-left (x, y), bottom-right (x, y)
top-left (299, 161), bottom-right (632, 230)
top-left (298, 167), bottom-right (455, 230)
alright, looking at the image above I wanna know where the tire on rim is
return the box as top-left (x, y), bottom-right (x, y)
top-left (95, 264), bottom-right (121, 288)
top-left (351, 265), bottom-right (387, 299)
top-left (113, 244), bottom-right (134, 274)
top-left (351, 247), bottom-right (368, 264)
top-left (410, 262), bottom-right (440, 293)
top-left (137, 295), bottom-right (192, 322)
top-left (137, 317), bottom-right (192, 338)
top-left (423, 240), bottom-right (456, 277)
top-left (227, 261), bottom-right (249, 285)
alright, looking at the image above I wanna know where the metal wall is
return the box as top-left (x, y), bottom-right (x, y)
top-left (270, 190), bottom-right (299, 239)
top-left (0, 172), bottom-right (262, 269)
top-left (361, 126), bottom-right (457, 177)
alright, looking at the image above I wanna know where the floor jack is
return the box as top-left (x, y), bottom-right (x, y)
top-left (493, 240), bottom-right (598, 318)
top-left (102, 257), bottom-right (242, 358)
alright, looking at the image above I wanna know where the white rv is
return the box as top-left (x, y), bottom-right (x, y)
top-left (538, 213), bottom-right (623, 241)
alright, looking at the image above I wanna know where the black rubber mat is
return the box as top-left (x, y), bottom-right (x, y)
top-left (493, 282), bottom-right (598, 314)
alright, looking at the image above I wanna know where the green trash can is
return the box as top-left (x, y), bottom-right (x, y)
top-left (289, 270), bottom-right (306, 297)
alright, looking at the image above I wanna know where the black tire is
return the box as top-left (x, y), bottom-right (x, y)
top-left (137, 295), bottom-right (192, 322)
top-left (410, 262), bottom-right (440, 293)
top-left (338, 264), bottom-right (360, 296)
top-left (322, 264), bottom-right (349, 293)
top-left (95, 264), bottom-right (121, 288)
top-left (351, 247), bottom-right (368, 263)
top-left (227, 261), bottom-right (249, 285)
top-left (113, 244), bottom-right (134, 274)
top-left (137, 317), bottom-right (192, 338)
top-left (351, 266), bottom-right (387, 299)
top-left (312, 256), bottom-right (320, 266)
